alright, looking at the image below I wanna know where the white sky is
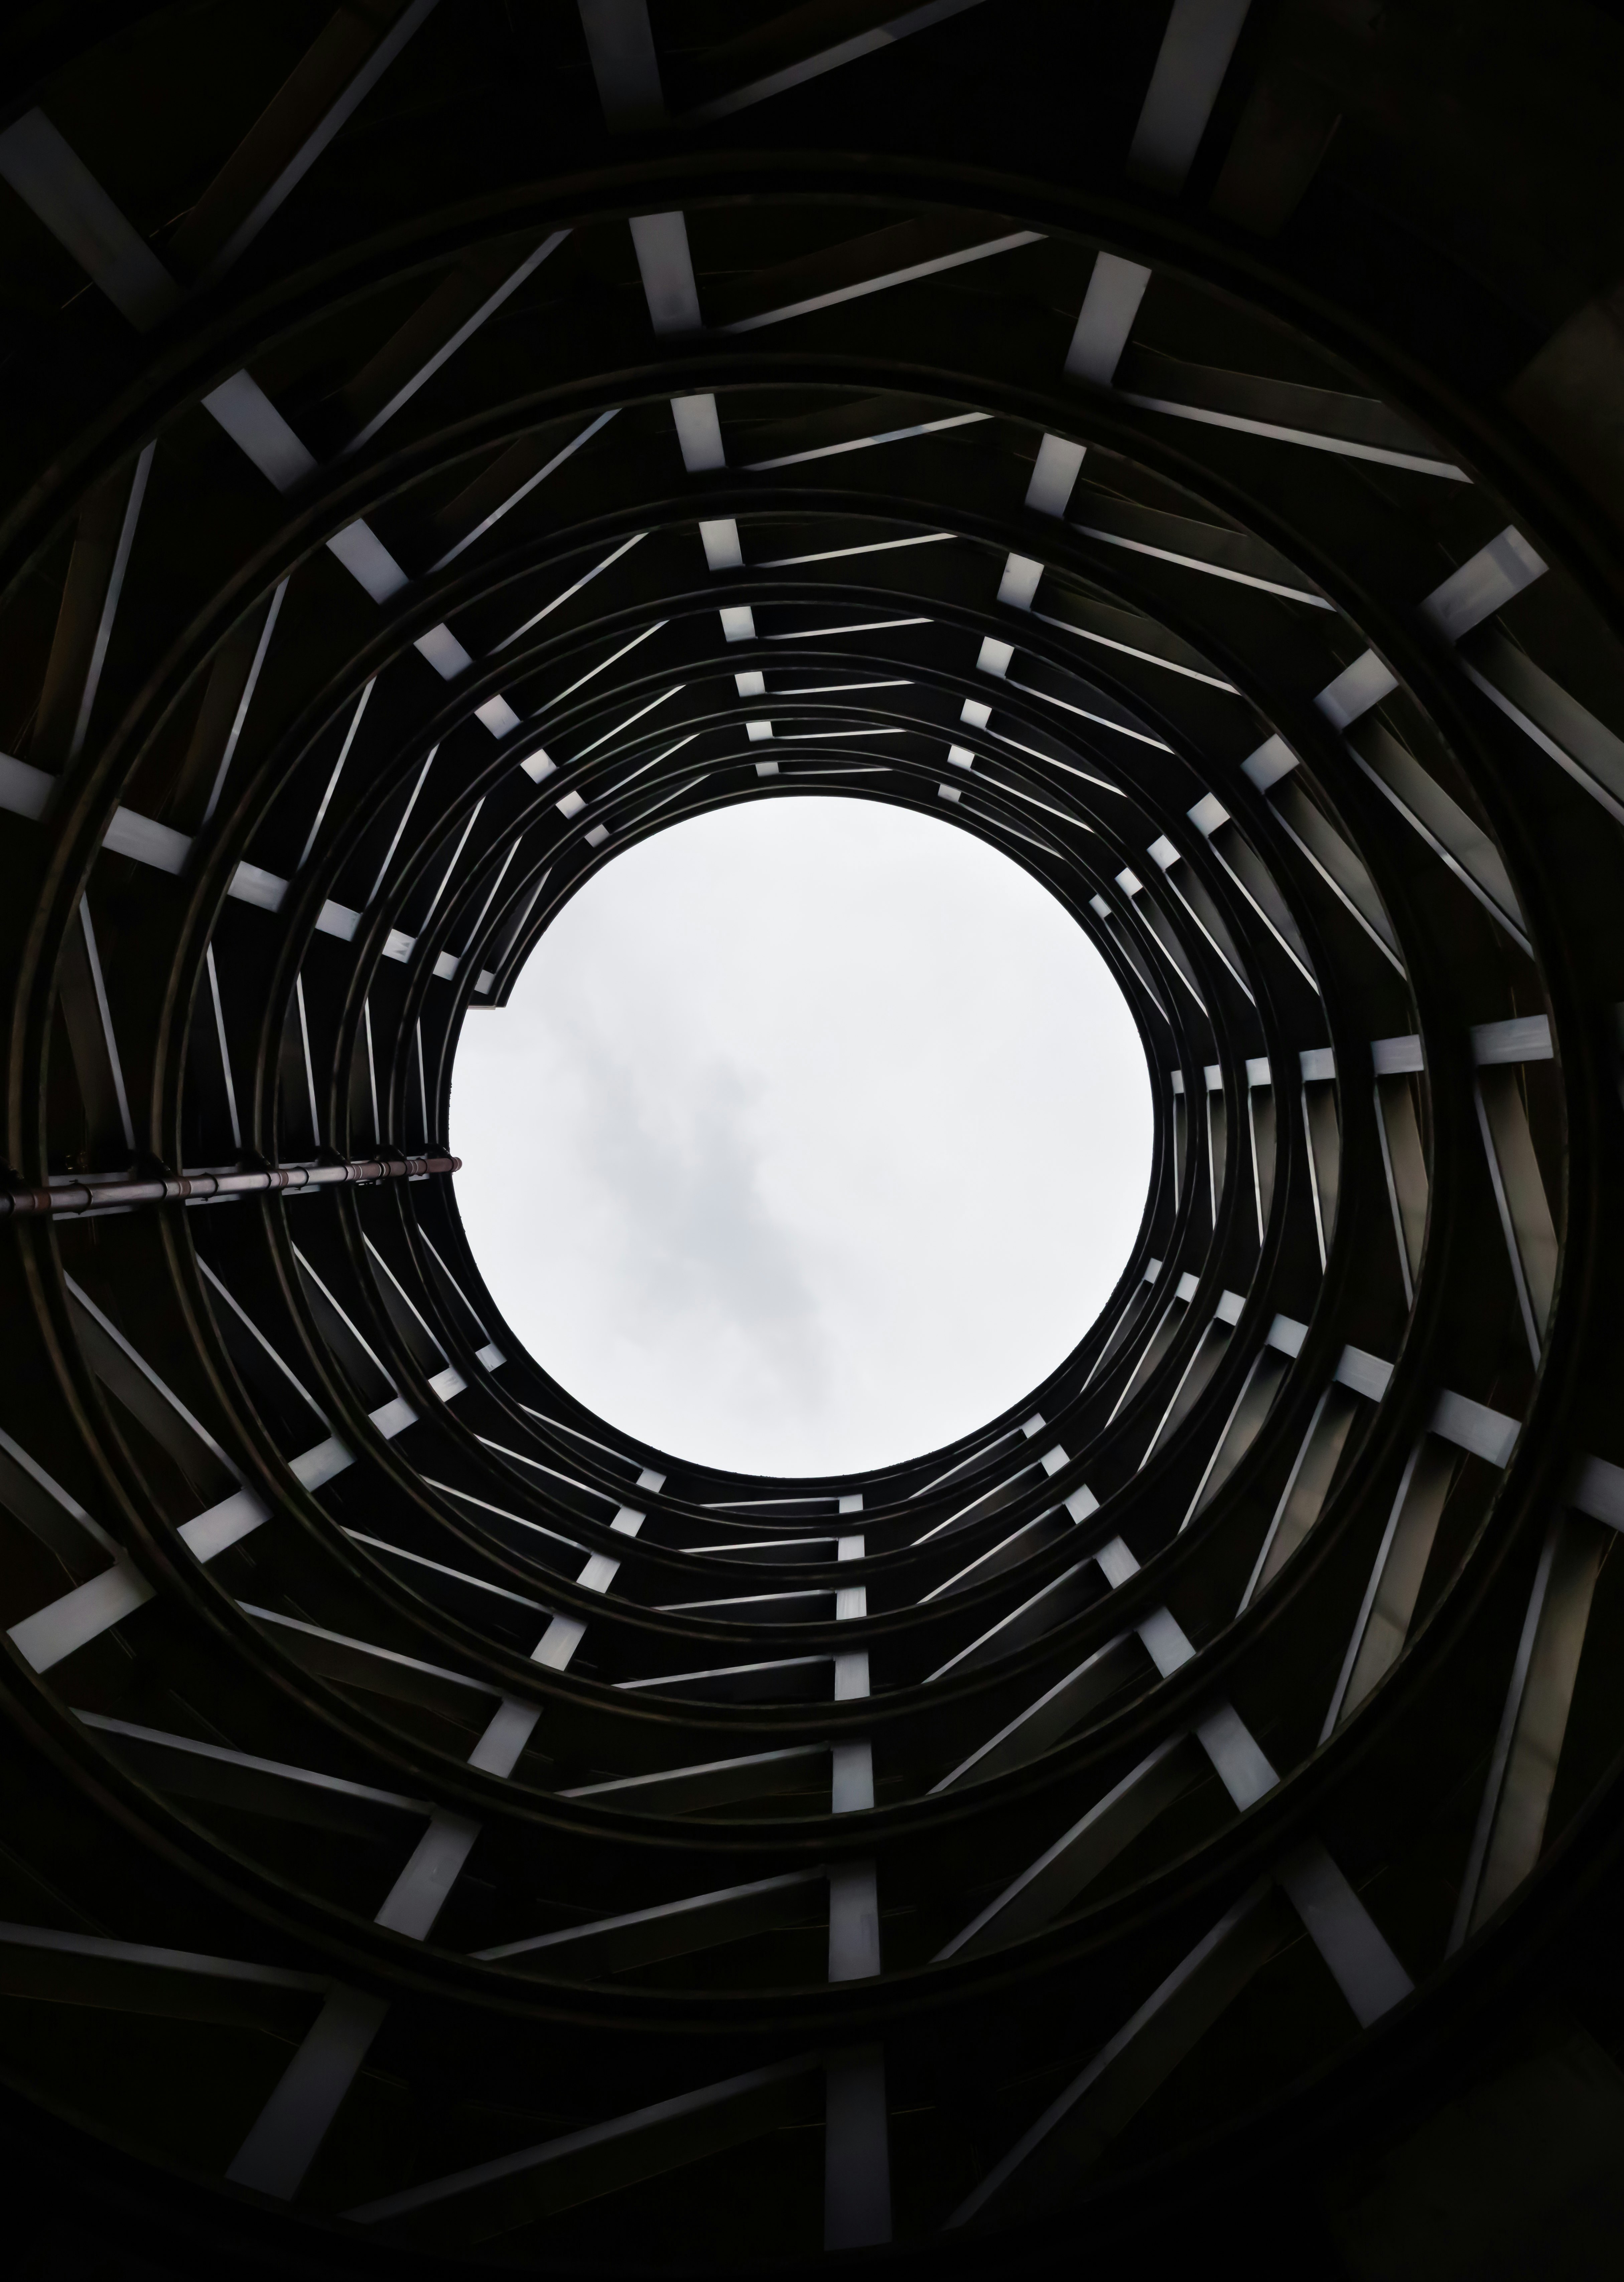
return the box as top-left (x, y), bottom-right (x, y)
top-left (452, 795), bottom-right (1152, 1479)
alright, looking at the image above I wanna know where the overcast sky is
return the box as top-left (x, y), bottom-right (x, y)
top-left (452, 794), bottom-right (1151, 1479)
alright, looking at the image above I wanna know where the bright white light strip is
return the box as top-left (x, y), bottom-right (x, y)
top-left (603, 733), bottom-right (701, 797)
top-left (686, 0), bottom-right (991, 122)
top-left (970, 810), bottom-right (1063, 858)
top-left (1007, 680), bottom-right (1174, 750)
top-left (1072, 520), bottom-right (1335, 607)
top-left (777, 679), bottom-right (914, 694)
top-left (567, 684), bottom-right (684, 762)
top-left (745, 412), bottom-right (989, 472)
top-left (1031, 609), bottom-right (1238, 691)
top-left (977, 777), bottom-right (1094, 832)
top-left (621, 774), bottom-right (709, 822)
top-left (988, 729), bottom-right (1123, 793)
top-left (758, 532), bottom-right (955, 568)
top-left (428, 410), bottom-right (620, 572)
top-left (493, 532), bottom-right (646, 652)
top-left (1118, 393), bottom-right (1468, 478)
top-left (547, 620), bottom-right (666, 709)
top-left (345, 231), bottom-right (570, 455)
top-left (718, 232), bottom-right (1041, 334)
top-left (763, 617), bottom-right (930, 640)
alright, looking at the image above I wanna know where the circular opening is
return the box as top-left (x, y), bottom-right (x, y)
top-left (452, 796), bottom-right (1153, 1475)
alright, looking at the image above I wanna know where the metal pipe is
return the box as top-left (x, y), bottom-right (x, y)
top-left (0, 1153), bottom-right (460, 1218)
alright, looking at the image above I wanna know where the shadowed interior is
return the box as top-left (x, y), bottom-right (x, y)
top-left (1, 4), bottom-right (1624, 2277)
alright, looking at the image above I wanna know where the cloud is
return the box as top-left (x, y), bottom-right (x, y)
top-left (452, 796), bottom-right (1151, 1476)
top-left (550, 1011), bottom-right (833, 1420)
